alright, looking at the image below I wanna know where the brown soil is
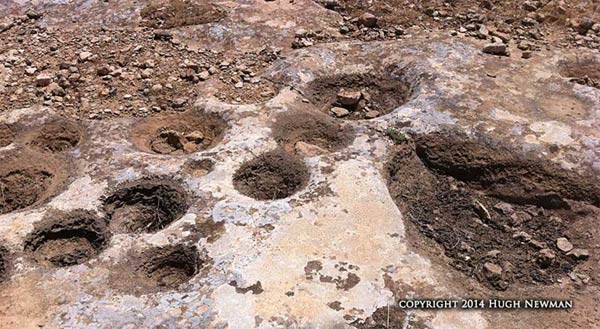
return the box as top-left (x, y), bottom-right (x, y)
top-left (0, 151), bottom-right (69, 215)
top-left (304, 70), bottom-right (413, 120)
top-left (215, 79), bottom-right (280, 105)
top-left (131, 110), bottom-right (227, 155)
top-left (28, 119), bottom-right (82, 152)
top-left (0, 246), bottom-right (8, 282)
top-left (0, 124), bottom-right (15, 148)
top-left (102, 178), bottom-right (189, 234)
top-left (182, 159), bottom-right (215, 177)
top-left (136, 244), bottom-right (201, 288)
top-left (386, 131), bottom-right (599, 290)
top-left (24, 210), bottom-right (110, 267)
top-left (558, 57), bottom-right (600, 89)
top-left (350, 305), bottom-right (407, 328)
top-left (233, 148), bottom-right (310, 200)
top-left (272, 109), bottom-right (355, 154)
top-left (140, 0), bottom-right (226, 29)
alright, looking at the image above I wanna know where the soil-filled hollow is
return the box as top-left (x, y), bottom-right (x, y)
top-left (558, 57), bottom-right (600, 89)
top-left (386, 131), bottom-right (599, 290)
top-left (137, 244), bottom-right (201, 289)
top-left (28, 119), bottom-right (83, 153)
top-left (303, 68), bottom-right (413, 120)
top-left (103, 178), bottom-right (190, 234)
top-left (24, 210), bottom-right (110, 267)
top-left (140, 0), bottom-right (226, 29)
top-left (0, 151), bottom-right (69, 215)
top-left (233, 149), bottom-right (310, 200)
top-left (272, 109), bottom-right (355, 155)
top-left (182, 158), bottom-right (215, 177)
top-left (131, 110), bottom-right (227, 155)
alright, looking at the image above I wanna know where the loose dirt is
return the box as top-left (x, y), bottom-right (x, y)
top-left (304, 70), bottom-right (412, 120)
top-left (233, 148), bottom-right (310, 200)
top-left (386, 131), bottom-right (599, 290)
top-left (131, 110), bottom-right (227, 155)
top-left (0, 151), bottom-right (69, 215)
top-left (24, 210), bottom-right (110, 267)
top-left (558, 57), bottom-right (600, 89)
top-left (0, 124), bottom-right (14, 148)
top-left (103, 178), bottom-right (189, 234)
top-left (0, 246), bottom-right (8, 282)
top-left (272, 109), bottom-right (355, 154)
top-left (182, 159), bottom-right (215, 177)
top-left (140, 0), bottom-right (226, 29)
top-left (137, 244), bottom-right (201, 288)
top-left (28, 119), bottom-right (82, 152)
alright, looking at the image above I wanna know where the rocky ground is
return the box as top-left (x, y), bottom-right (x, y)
top-left (0, 0), bottom-right (599, 328)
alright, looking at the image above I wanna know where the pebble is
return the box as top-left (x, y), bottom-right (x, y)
top-left (35, 73), bottom-right (52, 87)
top-left (567, 248), bottom-right (590, 260)
top-left (331, 107), bottom-right (350, 118)
top-left (482, 43), bottom-right (510, 56)
top-left (483, 262), bottom-right (503, 279)
top-left (336, 90), bottom-right (362, 106)
top-left (556, 237), bottom-right (573, 252)
top-left (357, 13), bottom-right (378, 28)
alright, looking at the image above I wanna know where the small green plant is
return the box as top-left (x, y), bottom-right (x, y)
top-left (385, 128), bottom-right (410, 144)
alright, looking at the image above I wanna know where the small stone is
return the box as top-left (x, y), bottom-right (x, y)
top-left (336, 90), bottom-right (362, 106)
top-left (556, 238), bottom-right (573, 252)
top-left (25, 67), bottom-right (37, 75)
top-left (510, 211), bottom-right (531, 225)
top-left (486, 250), bottom-right (501, 258)
top-left (578, 18), bottom-right (595, 35)
top-left (364, 110), bottom-right (380, 119)
top-left (79, 51), bottom-right (93, 62)
top-left (493, 202), bottom-right (514, 215)
top-left (172, 97), bottom-right (187, 108)
top-left (521, 51), bottom-right (533, 59)
top-left (198, 71), bottom-right (210, 81)
top-left (46, 82), bottom-right (65, 96)
top-left (35, 73), bottom-right (52, 87)
top-left (97, 66), bottom-right (110, 76)
top-left (151, 84), bottom-right (163, 93)
top-left (331, 107), bottom-right (350, 118)
top-left (357, 13), bottom-right (378, 28)
top-left (538, 248), bottom-right (556, 267)
top-left (482, 43), bottom-right (510, 56)
top-left (141, 68), bottom-right (153, 79)
top-left (567, 248), bottom-right (590, 260)
top-left (483, 262), bottom-right (503, 279)
top-left (185, 131), bottom-right (205, 143)
top-left (154, 30), bottom-right (173, 41)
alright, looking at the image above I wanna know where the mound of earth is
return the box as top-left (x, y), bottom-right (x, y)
top-left (386, 132), bottom-right (597, 290)
top-left (233, 148), bottom-right (310, 200)
top-left (272, 109), bottom-right (355, 155)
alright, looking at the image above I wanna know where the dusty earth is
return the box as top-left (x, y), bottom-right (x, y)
top-left (1, 0), bottom-right (600, 328)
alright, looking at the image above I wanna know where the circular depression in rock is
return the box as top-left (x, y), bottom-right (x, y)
top-left (304, 69), bottom-right (413, 120)
top-left (137, 244), bottom-right (201, 289)
top-left (272, 109), bottom-right (355, 155)
top-left (103, 178), bottom-right (190, 234)
top-left (131, 111), bottom-right (227, 155)
top-left (24, 210), bottom-right (110, 267)
top-left (233, 149), bottom-right (310, 200)
top-left (0, 124), bottom-right (15, 148)
top-left (0, 151), bottom-right (68, 215)
top-left (140, 0), bottom-right (227, 29)
top-left (29, 119), bottom-right (83, 152)
top-left (558, 57), bottom-right (600, 89)
top-left (183, 158), bottom-right (215, 177)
